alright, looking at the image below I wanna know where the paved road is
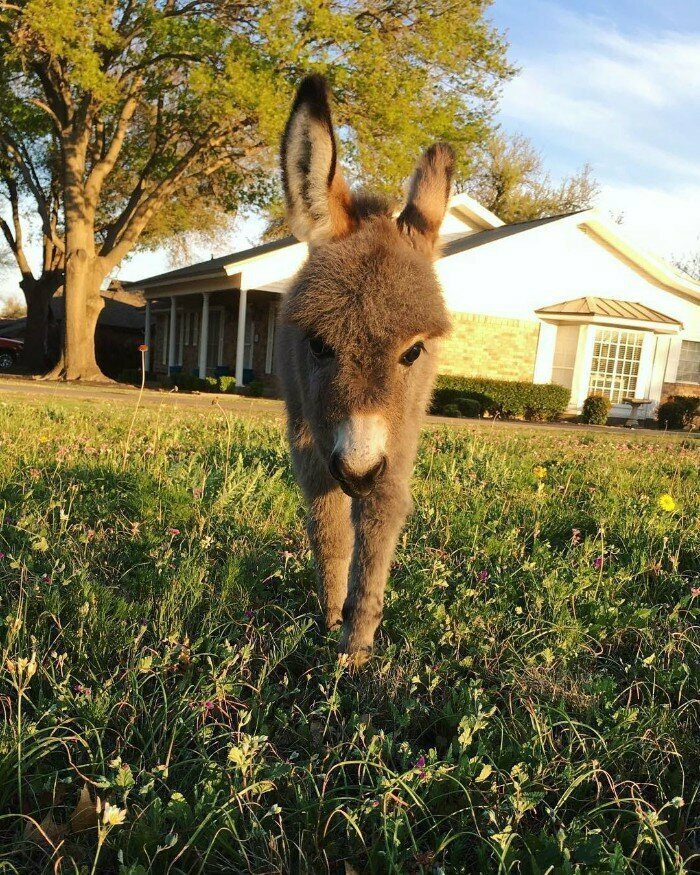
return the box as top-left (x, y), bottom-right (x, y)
top-left (0, 374), bottom-right (694, 439)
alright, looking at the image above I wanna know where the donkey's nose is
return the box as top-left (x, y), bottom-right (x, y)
top-left (329, 452), bottom-right (386, 498)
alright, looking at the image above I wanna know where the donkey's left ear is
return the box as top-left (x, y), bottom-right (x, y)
top-left (397, 143), bottom-right (455, 256)
top-left (281, 75), bottom-right (355, 246)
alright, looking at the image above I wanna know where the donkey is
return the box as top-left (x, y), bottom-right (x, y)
top-left (278, 75), bottom-right (454, 660)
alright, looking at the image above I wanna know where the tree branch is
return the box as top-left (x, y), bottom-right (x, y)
top-left (84, 87), bottom-right (141, 207)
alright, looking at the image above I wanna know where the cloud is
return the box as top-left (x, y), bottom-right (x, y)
top-left (498, 2), bottom-right (700, 184)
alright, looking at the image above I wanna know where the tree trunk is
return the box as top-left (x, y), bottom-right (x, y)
top-left (20, 273), bottom-right (62, 373)
top-left (47, 218), bottom-right (109, 381)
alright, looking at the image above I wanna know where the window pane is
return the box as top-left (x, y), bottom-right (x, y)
top-left (588, 328), bottom-right (645, 403)
top-left (677, 340), bottom-right (700, 384)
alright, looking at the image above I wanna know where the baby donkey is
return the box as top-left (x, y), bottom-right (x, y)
top-left (278, 75), bottom-right (454, 660)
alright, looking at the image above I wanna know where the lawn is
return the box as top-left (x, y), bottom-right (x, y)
top-left (0, 397), bottom-right (698, 874)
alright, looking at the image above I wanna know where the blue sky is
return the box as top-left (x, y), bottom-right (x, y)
top-left (486, 0), bottom-right (700, 258)
top-left (2, 1), bottom-right (700, 298)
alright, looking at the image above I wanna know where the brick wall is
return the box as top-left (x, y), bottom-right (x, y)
top-left (438, 312), bottom-right (540, 381)
top-left (661, 382), bottom-right (700, 402)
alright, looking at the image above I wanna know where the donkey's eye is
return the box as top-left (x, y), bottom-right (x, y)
top-left (400, 342), bottom-right (425, 366)
top-left (309, 334), bottom-right (335, 360)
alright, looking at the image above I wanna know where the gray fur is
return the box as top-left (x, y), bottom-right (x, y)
top-left (278, 76), bottom-right (454, 661)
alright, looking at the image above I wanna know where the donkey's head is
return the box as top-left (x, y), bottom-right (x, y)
top-left (281, 75), bottom-right (453, 498)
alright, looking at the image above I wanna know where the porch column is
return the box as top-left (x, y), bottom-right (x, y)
top-left (168, 296), bottom-right (177, 371)
top-left (143, 299), bottom-right (151, 372)
top-left (235, 287), bottom-right (247, 387)
top-left (198, 292), bottom-right (210, 379)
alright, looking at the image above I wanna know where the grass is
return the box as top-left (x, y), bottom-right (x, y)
top-left (0, 396), bottom-right (698, 874)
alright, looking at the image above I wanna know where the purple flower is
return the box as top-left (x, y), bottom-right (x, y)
top-left (571, 528), bottom-right (581, 545)
top-left (414, 756), bottom-right (426, 770)
top-left (0, 552), bottom-right (5, 560)
top-left (477, 570), bottom-right (490, 583)
top-left (244, 609), bottom-right (254, 620)
top-left (73, 683), bottom-right (92, 697)
top-left (593, 556), bottom-right (603, 570)
top-left (203, 700), bottom-right (214, 711)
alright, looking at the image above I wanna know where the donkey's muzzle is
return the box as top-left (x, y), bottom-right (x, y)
top-left (329, 452), bottom-right (386, 498)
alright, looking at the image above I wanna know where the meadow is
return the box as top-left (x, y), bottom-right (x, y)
top-left (0, 396), bottom-right (698, 874)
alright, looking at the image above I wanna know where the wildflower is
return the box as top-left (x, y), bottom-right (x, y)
top-left (168, 528), bottom-right (181, 536)
top-left (203, 700), bottom-right (214, 711)
top-left (571, 528), bottom-right (581, 545)
top-left (244, 608), bottom-right (254, 620)
top-left (193, 486), bottom-right (203, 498)
top-left (477, 570), bottom-right (490, 583)
top-left (414, 756), bottom-right (426, 769)
top-left (691, 587), bottom-right (700, 598)
top-left (533, 465), bottom-right (547, 480)
top-left (73, 683), bottom-right (92, 697)
top-left (0, 552), bottom-right (4, 560)
top-left (658, 494), bottom-right (677, 513)
top-left (102, 802), bottom-right (127, 826)
top-left (42, 573), bottom-right (51, 584)
top-left (593, 556), bottom-right (603, 570)
top-left (138, 344), bottom-right (149, 353)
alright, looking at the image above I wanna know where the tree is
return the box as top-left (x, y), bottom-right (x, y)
top-left (1, 0), bottom-right (513, 380)
top-left (460, 132), bottom-right (599, 223)
top-left (0, 294), bottom-right (27, 319)
top-left (674, 244), bottom-right (700, 281)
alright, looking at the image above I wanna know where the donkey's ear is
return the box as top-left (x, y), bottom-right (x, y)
top-left (281, 75), bottom-right (355, 246)
top-left (397, 143), bottom-right (455, 255)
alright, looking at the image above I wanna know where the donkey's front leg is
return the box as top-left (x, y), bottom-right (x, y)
top-left (339, 484), bottom-right (411, 658)
top-left (308, 486), bottom-right (354, 631)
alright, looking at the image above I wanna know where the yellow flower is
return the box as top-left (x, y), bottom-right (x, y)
top-left (533, 466), bottom-right (547, 480)
top-left (658, 494), bottom-right (677, 513)
top-left (102, 802), bottom-right (127, 826)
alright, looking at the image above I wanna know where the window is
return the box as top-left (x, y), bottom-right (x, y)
top-left (677, 340), bottom-right (700, 384)
top-left (588, 328), bottom-right (644, 403)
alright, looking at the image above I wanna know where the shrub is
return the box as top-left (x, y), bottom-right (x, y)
top-left (247, 380), bottom-right (265, 397)
top-left (457, 397), bottom-right (481, 418)
top-left (219, 375), bottom-right (237, 393)
top-left (441, 403), bottom-right (462, 418)
top-left (204, 376), bottom-right (220, 392)
top-left (657, 396), bottom-right (699, 430)
top-left (431, 375), bottom-right (569, 421)
top-left (581, 394), bottom-right (611, 425)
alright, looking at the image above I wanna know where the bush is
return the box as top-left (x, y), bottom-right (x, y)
top-left (431, 375), bottom-right (569, 421)
top-left (204, 376), bottom-right (220, 392)
top-left (657, 396), bottom-right (698, 430)
top-left (441, 403), bottom-right (462, 418)
top-left (581, 394), bottom-right (611, 425)
top-left (219, 375), bottom-right (237, 393)
top-left (247, 379), bottom-right (265, 397)
top-left (457, 397), bottom-right (481, 418)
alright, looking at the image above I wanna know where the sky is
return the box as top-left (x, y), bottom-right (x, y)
top-left (2, 0), bottom-right (700, 300)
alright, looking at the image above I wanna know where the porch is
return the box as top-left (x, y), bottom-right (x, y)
top-left (143, 286), bottom-right (282, 389)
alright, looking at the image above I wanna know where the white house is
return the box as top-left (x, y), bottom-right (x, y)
top-left (130, 192), bottom-right (700, 417)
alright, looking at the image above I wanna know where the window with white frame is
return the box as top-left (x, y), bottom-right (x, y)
top-left (588, 328), bottom-right (644, 403)
top-left (677, 340), bottom-right (700, 384)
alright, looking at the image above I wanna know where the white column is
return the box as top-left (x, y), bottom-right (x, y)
top-left (570, 325), bottom-right (595, 411)
top-left (168, 296), bottom-right (177, 371)
top-left (533, 321), bottom-right (557, 384)
top-left (198, 292), bottom-right (210, 379)
top-left (143, 299), bottom-right (151, 372)
top-left (235, 288), bottom-right (247, 387)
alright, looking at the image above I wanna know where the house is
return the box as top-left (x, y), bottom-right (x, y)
top-left (130, 193), bottom-right (700, 416)
top-left (0, 284), bottom-right (146, 378)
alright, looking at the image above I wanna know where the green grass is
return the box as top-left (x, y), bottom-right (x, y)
top-left (0, 397), bottom-right (698, 874)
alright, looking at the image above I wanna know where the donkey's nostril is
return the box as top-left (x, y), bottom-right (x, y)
top-left (329, 452), bottom-right (387, 497)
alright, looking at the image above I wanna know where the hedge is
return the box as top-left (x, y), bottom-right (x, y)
top-left (581, 394), bottom-right (611, 425)
top-left (431, 375), bottom-right (570, 421)
top-left (657, 395), bottom-right (699, 430)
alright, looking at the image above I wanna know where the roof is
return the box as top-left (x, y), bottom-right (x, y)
top-left (50, 292), bottom-right (145, 330)
top-left (536, 296), bottom-right (682, 325)
top-left (127, 236), bottom-right (297, 290)
top-left (439, 212), bottom-right (583, 258)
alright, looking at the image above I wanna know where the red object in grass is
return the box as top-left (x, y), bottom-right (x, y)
top-left (138, 344), bottom-right (148, 352)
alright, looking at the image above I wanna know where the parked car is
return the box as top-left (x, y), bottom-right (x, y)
top-left (0, 337), bottom-right (23, 368)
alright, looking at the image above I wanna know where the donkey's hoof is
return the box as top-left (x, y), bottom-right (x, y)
top-left (337, 638), bottom-right (373, 669)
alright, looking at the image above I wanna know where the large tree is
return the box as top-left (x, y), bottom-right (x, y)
top-left (1, 0), bottom-right (513, 380)
top-left (461, 132), bottom-right (599, 223)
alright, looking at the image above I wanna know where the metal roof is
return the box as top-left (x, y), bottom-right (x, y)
top-left (535, 296), bottom-right (682, 325)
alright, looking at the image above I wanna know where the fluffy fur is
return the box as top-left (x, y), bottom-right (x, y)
top-left (279, 75), bottom-right (454, 660)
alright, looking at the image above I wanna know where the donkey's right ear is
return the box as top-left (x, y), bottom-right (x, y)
top-left (281, 75), bottom-right (355, 246)
top-left (397, 143), bottom-right (455, 256)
